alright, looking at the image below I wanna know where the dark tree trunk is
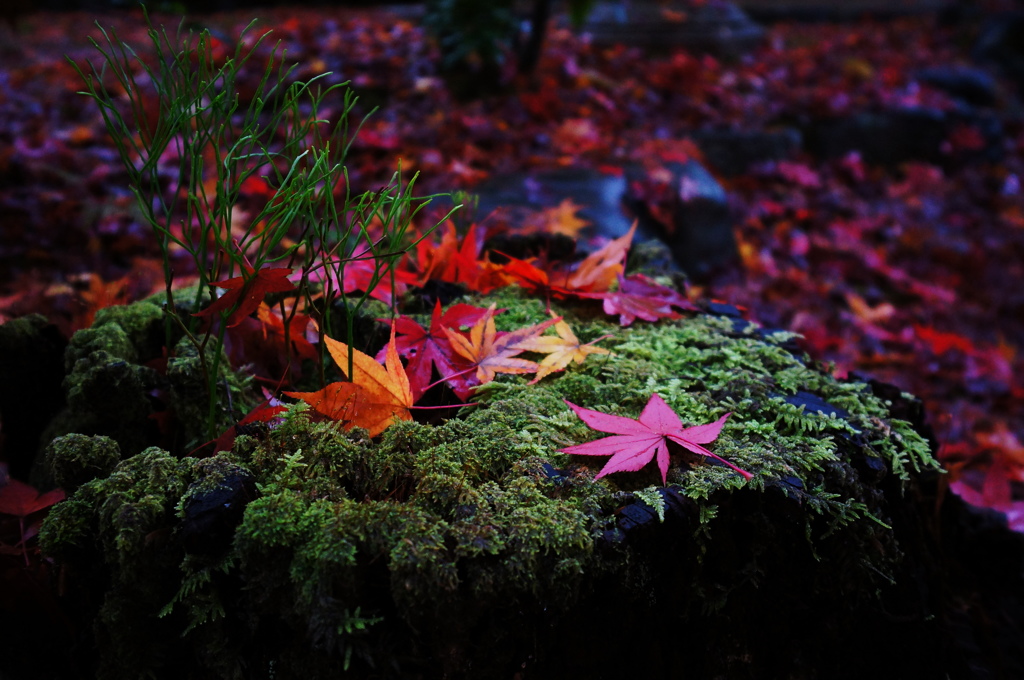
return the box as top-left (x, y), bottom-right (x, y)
top-left (518, 0), bottom-right (551, 75)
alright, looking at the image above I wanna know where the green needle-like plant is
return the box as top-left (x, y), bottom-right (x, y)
top-left (72, 9), bottom-right (456, 444)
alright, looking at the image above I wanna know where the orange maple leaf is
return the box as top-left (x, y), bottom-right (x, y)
top-left (513, 316), bottom-right (611, 383)
top-left (256, 302), bottom-right (318, 361)
top-left (443, 304), bottom-right (559, 386)
top-left (563, 220), bottom-right (636, 292)
top-left (285, 327), bottom-right (412, 436)
top-left (501, 221), bottom-right (636, 297)
top-left (525, 198), bottom-right (590, 238)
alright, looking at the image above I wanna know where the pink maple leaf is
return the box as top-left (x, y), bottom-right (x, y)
top-left (560, 394), bottom-right (751, 483)
top-left (581, 274), bottom-right (696, 326)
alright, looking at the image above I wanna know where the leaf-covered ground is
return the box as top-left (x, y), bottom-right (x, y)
top-left (1, 4), bottom-right (1023, 525)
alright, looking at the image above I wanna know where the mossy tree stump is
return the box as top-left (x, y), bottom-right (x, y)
top-left (29, 288), bottom-right (1023, 679)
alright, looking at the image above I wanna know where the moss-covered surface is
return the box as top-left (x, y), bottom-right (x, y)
top-left (36, 296), bottom-right (257, 477)
top-left (37, 287), bottom-right (957, 678)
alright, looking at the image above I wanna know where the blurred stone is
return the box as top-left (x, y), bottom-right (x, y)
top-left (915, 65), bottom-right (998, 107)
top-left (582, 0), bottom-right (765, 54)
top-left (692, 126), bottom-right (803, 176)
top-left (471, 167), bottom-right (635, 241)
top-left (468, 162), bottom-right (737, 279)
top-left (973, 11), bottom-right (1024, 87)
top-left (805, 105), bottom-right (1004, 167)
top-left (625, 160), bottom-right (737, 281)
top-left (664, 160), bottom-right (737, 279)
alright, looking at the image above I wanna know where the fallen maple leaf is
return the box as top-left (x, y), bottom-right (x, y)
top-left (411, 222), bottom-right (484, 290)
top-left (378, 301), bottom-right (491, 400)
top-left (194, 264), bottom-right (295, 327)
top-left (0, 479), bottom-right (65, 518)
top-left (563, 221), bottom-right (637, 293)
top-left (209, 397), bottom-right (288, 455)
top-left (512, 315), bottom-right (611, 383)
top-left (255, 303), bottom-right (318, 362)
top-left (501, 222), bottom-right (637, 298)
top-left (443, 304), bottom-right (559, 394)
top-left (0, 475), bottom-right (65, 565)
top-left (438, 223), bottom-right (484, 290)
top-left (584, 273), bottom-right (696, 326)
top-left (527, 198), bottom-right (590, 238)
top-left (309, 251), bottom-right (417, 305)
top-left (913, 324), bottom-right (976, 356)
top-left (285, 327), bottom-right (413, 436)
top-left (560, 394), bottom-right (751, 483)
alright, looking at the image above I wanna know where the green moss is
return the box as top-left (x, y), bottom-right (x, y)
top-left (95, 448), bottom-right (191, 565)
top-left (46, 294), bottom-right (261, 459)
top-left (92, 301), bottom-right (166, 360)
top-left (64, 323), bottom-right (137, 368)
top-left (50, 349), bottom-right (161, 458)
top-left (39, 292), bottom-right (941, 678)
top-left (45, 433), bottom-right (121, 492)
top-left (166, 336), bottom-right (254, 452)
top-left (38, 490), bottom-right (99, 563)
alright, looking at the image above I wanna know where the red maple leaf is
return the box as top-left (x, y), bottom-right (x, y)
top-left (439, 222), bottom-right (484, 290)
top-left (210, 397), bottom-right (288, 455)
top-left (255, 303), bottom-right (318, 362)
top-left (194, 264), bottom-right (295, 327)
top-left (377, 301), bottom-right (491, 400)
top-left (0, 479), bottom-right (65, 518)
top-left (411, 222), bottom-right (484, 290)
top-left (913, 325), bottom-right (976, 356)
top-left (560, 394), bottom-right (750, 483)
top-left (0, 474), bottom-right (65, 565)
top-left (310, 253), bottom-right (417, 306)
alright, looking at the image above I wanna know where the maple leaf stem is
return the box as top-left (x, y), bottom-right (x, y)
top-left (425, 365), bottom-right (478, 392)
top-left (711, 455), bottom-right (754, 480)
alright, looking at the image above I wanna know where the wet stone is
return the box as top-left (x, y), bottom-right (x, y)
top-left (626, 160), bottom-right (738, 280)
top-left (180, 470), bottom-right (258, 557)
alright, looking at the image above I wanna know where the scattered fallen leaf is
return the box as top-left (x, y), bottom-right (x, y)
top-left (380, 301), bottom-right (491, 399)
top-left (0, 479), bottom-right (65, 519)
top-left (513, 315), bottom-right (611, 382)
top-left (194, 265), bottom-right (295, 327)
top-left (560, 394), bottom-right (750, 483)
top-left (584, 273), bottom-right (696, 326)
top-left (286, 326), bottom-right (413, 436)
top-left (443, 304), bottom-right (559, 392)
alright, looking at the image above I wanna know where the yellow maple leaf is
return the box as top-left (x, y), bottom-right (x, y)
top-left (513, 317), bottom-right (611, 382)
